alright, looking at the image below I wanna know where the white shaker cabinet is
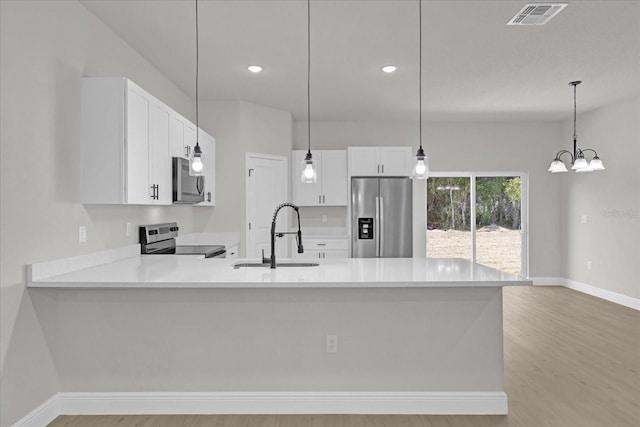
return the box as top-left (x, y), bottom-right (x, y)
top-left (170, 111), bottom-right (216, 206)
top-left (292, 150), bottom-right (348, 206)
top-left (293, 238), bottom-right (349, 260)
top-left (81, 77), bottom-right (171, 205)
top-left (196, 129), bottom-right (216, 206)
top-left (348, 146), bottom-right (413, 177)
top-left (170, 112), bottom-right (199, 161)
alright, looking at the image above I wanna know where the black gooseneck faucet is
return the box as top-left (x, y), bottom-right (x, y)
top-left (265, 202), bottom-right (304, 269)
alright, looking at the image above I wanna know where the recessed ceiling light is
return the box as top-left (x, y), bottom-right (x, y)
top-left (247, 65), bottom-right (263, 73)
top-left (381, 65), bottom-right (397, 73)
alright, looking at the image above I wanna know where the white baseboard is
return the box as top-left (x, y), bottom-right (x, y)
top-left (10, 394), bottom-right (59, 427)
top-left (564, 279), bottom-right (640, 311)
top-left (530, 276), bottom-right (639, 311)
top-left (531, 276), bottom-right (565, 286)
top-left (11, 391), bottom-right (508, 425)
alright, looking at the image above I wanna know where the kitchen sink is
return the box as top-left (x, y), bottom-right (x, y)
top-left (233, 262), bottom-right (319, 269)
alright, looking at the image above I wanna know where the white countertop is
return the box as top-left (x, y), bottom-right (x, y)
top-left (28, 253), bottom-right (531, 289)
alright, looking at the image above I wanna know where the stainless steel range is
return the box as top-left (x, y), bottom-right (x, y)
top-left (139, 222), bottom-right (226, 258)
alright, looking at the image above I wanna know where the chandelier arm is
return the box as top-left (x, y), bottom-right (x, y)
top-left (580, 148), bottom-right (599, 159)
top-left (555, 150), bottom-right (574, 163)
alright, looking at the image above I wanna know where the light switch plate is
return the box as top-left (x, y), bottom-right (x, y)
top-left (78, 226), bottom-right (87, 243)
top-left (581, 215), bottom-right (588, 224)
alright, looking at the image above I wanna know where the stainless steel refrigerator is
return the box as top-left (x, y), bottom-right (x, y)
top-left (351, 177), bottom-right (413, 258)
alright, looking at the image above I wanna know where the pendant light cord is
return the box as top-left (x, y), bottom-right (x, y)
top-left (307, 0), bottom-right (311, 157)
top-left (195, 0), bottom-right (200, 145)
top-left (418, 0), bottom-right (422, 151)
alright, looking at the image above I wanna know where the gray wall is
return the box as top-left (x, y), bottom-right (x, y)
top-left (293, 120), bottom-right (565, 277)
top-left (194, 100), bottom-right (293, 256)
top-left (0, 1), bottom-right (199, 425)
top-left (560, 96), bottom-right (640, 299)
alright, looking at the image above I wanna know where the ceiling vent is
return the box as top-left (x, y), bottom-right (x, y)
top-left (507, 3), bottom-right (567, 25)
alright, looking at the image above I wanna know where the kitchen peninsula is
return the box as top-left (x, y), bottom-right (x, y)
top-left (27, 248), bottom-right (531, 415)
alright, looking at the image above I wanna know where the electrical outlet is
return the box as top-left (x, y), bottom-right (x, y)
top-left (587, 261), bottom-right (592, 271)
top-left (581, 215), bottom-right (588, 224)
top-left (78, 226), bottom-right (87, 243)
top-left (322, 215), bottom-right (328, 223)
top-left (126, 222), bottom-right (132, 237)
top-left (326, 335), bottom-right (338, 353)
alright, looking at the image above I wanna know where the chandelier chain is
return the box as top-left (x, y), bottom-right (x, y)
top-left (573, 82), bottom-right (577, 141)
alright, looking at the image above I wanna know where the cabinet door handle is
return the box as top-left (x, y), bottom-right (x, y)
top-left (319, 195), bottom-right (321, 204)
top-left (317, 243), bottom-right (326, 246)
top-left (207, 192), bottom-right (211, 202)
top-left (155, 184), bottom-right (159, 200)
top-left (318, 253), bottom-right (321, 259)
top-left (381, 164), bottom-right (384, 174)
top-left (322, 195), bottom-right (325, 204)
top-left (323, 252), bottom-right (325, 258)
top-left (377, 164), bottom-right (380, 174)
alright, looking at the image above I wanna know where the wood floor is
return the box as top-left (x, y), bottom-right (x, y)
top-left (48, 286), bottom-right (640, 427)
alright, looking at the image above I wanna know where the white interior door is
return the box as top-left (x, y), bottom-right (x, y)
top-left (246, 153), bottom-right (288, 260)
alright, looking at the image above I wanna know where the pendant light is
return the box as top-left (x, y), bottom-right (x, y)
top-left (190, 0), bottom-right (204, 176)
top-left (413, 0), bottom-right (429, 179)
top-left (301, 0), bottom-right (317, 183)
top-left (548, 81), bottom-right (605, 173)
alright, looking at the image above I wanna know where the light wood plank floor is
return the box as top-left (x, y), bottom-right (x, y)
top-left (48, 286), bottom-right (640, 427)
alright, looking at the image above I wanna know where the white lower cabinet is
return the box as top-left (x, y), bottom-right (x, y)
top-left (226, 244), bottom-right (239, 259)
top-left (294, 238), bottom-right (349, 260)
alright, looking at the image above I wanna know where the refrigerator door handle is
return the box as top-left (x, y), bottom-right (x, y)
top-left (375, 196), bottom-right (380, 257)
top-left (379, 196), bottom-right (384, 257)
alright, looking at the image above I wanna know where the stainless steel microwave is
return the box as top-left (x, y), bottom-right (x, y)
top-left (172, 157), bottom-right (204, 204)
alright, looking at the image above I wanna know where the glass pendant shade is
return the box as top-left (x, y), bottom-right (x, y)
top-left (589, 157), bottom-right (605, 170)
top-left (301, 153), bottom-right (317, 183)
top-left (548, 160), bottom-right (568, 173)
top-left (575, 167), bottom-right (593, 173)
top-left (190, 143), bottom-right (204, 176)
top-left (413, 148), bottom-right (429, 179)
top-left (571, 157), bottom-right (589, 171)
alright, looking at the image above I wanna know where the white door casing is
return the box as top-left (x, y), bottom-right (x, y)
top-left (246, 153), bottom-right (288, 260)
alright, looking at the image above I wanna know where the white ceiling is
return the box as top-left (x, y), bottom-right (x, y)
top-left (81, 0), bottom-right (640, 121)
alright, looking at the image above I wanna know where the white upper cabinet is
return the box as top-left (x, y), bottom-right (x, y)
top-left (292, 150), bottom-right (348, 206)
top-left (196, 129), bottom-right (216, 206)
top-left (81, 78), bottom-right (171, 205)
top-left (348, 146), bottom-right (413, 177)
top-left (81, 77), bottom-right (215, 206)
top-left (170, 112), bottom-right (199, 161)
